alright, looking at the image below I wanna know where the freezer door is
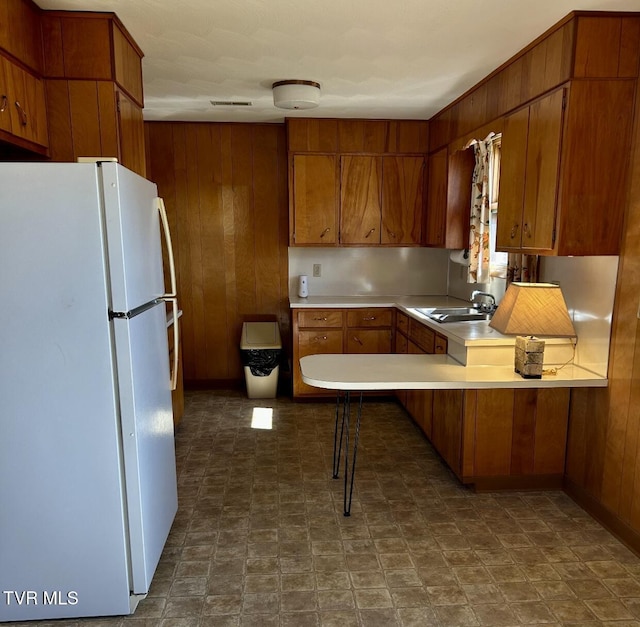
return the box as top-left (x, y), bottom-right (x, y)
top-left (100, 162), bottom-right (165, 312)
top-left (112, 302), bottom-right (177, 593)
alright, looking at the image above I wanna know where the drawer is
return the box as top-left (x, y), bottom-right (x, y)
top-left (347, 308), bottom-right (393, 328)
top-left (298, 329), bottom-right (344, 355)
top-left (435, 333), bottom-right (448, 355)
top-left (409, 319), bottom-right (435, 353)
top-left (346, 329), bottom-right (392, 354)
top-left (298, 309), bottom-right (343, 328)
top-left (396, 311), bottom-right (409, 335)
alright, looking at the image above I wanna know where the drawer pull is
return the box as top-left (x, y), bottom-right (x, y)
top-left (510, 223), bottom-right (519, 239)
top-left (0, 95), bottom-right (7, 112)
top-left (363, 316), bottom-right (376, 321)
top-left (14, 100), bottom-right (27, 126)
top-left (313, 316), bottom-right (328, 321)
top-left (523, 223), bottom-right (532, 238)
top-left (320, 227), bottom-right (331, 238)
top-left (314, 335), bottom-right (328, 341)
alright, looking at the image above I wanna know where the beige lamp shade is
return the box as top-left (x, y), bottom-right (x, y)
top-left (489, 282), bottom-right (577, 337)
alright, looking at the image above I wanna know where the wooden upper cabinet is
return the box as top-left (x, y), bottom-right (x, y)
top-left (498, 79), bottom-right (635, 256)
top-left (117, 89), bottom-right (146, 175)
top-left (574, 15), bottom-right (640, 78)
top-left (381, 156), bottom-right (424, 245)
top-left (290, 154), bottom-right (338, 245)
top-left (425, 146), bottom-right (474, 248)
top-left (0, 56), bottom-right (13, 135)
top-left (42, 12), bottom-right (144, 107)
top-left (0, 0), bottom-right (44, 74)
top-left (2, 56), bottom-right (47, 148)
top-left (340, 155), bottom-right (382, 244)
top-left (424, 147), bottom-right (447, 246)
top-left (498, 88), bottom-right (565, 252)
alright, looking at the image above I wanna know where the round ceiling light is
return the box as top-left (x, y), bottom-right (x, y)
top-left (272, 80), bottom-right (321, 110)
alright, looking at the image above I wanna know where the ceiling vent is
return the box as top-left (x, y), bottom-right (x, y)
top-left (210, 100), bottom-right (253, 107)
top-left (272, 80), bottom-right (321, 110)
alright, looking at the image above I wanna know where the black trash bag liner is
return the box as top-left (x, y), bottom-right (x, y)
top-left (241, 348), bottom-right (282, 376)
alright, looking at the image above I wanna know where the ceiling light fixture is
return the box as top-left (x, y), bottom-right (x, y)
top-left (272, 80), bottom-right (321, 110)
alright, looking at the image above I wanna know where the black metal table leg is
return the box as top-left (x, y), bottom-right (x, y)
top-left (343, 392), bottom-right (363, 516)
top-left (332, 392), bottom-right (347, 479)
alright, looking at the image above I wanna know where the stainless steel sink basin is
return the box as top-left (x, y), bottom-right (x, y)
top-left (414, 307), bottom-right (490, 323)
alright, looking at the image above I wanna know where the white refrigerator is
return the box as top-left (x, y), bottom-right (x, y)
top-left (0, 162), bottom-right (179, 621)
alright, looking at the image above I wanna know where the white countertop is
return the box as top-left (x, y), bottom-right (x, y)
top-left (300, 353), bottom-right (607, 391)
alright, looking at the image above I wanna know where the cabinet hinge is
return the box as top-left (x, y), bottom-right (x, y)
top-left (552, 228), bottom-right (556, 245)
top-left (562, 92), bottom-right (567, 110)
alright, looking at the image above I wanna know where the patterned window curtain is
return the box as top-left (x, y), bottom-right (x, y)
top-left (506, 254), bottom-right (539, 285)
top-left (467, 137), bottom-right (492, 283)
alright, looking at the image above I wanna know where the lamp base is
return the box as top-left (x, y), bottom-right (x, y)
top-left (514, 335), bottom-right (545, 379)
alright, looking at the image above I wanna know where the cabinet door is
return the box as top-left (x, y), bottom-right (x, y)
top-left (295, 329), bottom-right (344, 396)
top-left (432, 390), bottom-right (464, 477)
top-left (498, 88), bottom-right (565, 252)
top-left (424, 147), bottom-right (447, 246)
top-left (521, 88), bottom-right (565, 251)
top-left (381, 156), bottom-right (424, 245)
top-left (117, 89), bottom-right (146, 177)
top-left (497, 106), bottom-right (529, 250)
top-left (406, 341), bottom-right (434, 438)
top-left (346, 329), bottom-right (392, 353)
top-left (0, 57), bottom-right (12, 134)
top-left (292, 154), bottom-right (338, 245)
top-left (5, 60), bottom-right (47, 147)
top-left (340, 155), bottom-right (382, 244)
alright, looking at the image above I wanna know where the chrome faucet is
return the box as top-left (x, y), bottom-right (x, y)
top-left (470, 290), bottom-right (497, 314)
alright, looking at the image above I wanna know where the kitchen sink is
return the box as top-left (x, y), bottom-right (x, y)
top-left (413, 307), bottom-right (491, 323)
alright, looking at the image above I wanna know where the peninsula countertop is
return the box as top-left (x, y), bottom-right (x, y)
top-left (300, 353), bottom-right (607, 391)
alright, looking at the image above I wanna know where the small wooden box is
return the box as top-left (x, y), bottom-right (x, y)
top-left (514, 335), bottom-right (545, 379)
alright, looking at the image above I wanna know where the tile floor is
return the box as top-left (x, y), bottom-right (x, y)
top-left (18, 390), bottom-right (640, 626)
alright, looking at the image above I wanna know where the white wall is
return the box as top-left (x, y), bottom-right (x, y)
top-left (288, 247), bottom-right (449, 297)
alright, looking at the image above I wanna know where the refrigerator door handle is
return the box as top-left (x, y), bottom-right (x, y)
top-left (156, 197), bottom-right (177, 298)
top-left (167, 297), bottom-right (179, 391)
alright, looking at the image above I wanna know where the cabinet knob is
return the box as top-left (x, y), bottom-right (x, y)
top-left (14, 100), bottom-right (27, 126)
top-left (387, 230), bottom-right (397, 239)
top-left (365, 228), bottom-right (376, 238)
top-left (320, 227), bottom-right (331, 238)
top-left (510, 224), bottom-right (519, 239)
top-left (0, 95), bottom-right (7, 113)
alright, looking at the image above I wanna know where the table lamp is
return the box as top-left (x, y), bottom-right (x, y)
top-left (489, 282), bottom-right (577, 379)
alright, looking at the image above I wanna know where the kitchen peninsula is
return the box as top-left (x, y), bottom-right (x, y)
top-left (292, 293), bottom-right (609, 492)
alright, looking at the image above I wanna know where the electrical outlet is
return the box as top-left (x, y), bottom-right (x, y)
top-left (313, 263), bottom-right (321, 278)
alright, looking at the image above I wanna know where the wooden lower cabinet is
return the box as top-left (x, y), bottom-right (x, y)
top-left (432, 387), bottom-right (571, 489)
top-left (395, 311), bottom-right (571, 489)
top-left (293, 307), bottom-right (393, 397)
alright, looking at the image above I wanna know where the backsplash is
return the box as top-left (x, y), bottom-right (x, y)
top-left (288, 247), bottom-right (449, 296)
top-left (541, 255), bottom-right (619, 377)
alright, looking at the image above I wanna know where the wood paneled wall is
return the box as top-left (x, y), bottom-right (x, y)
top-left (564, 77), bottom-right (640, 550)
top-left (144, 122), bottom-right (290, 387)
